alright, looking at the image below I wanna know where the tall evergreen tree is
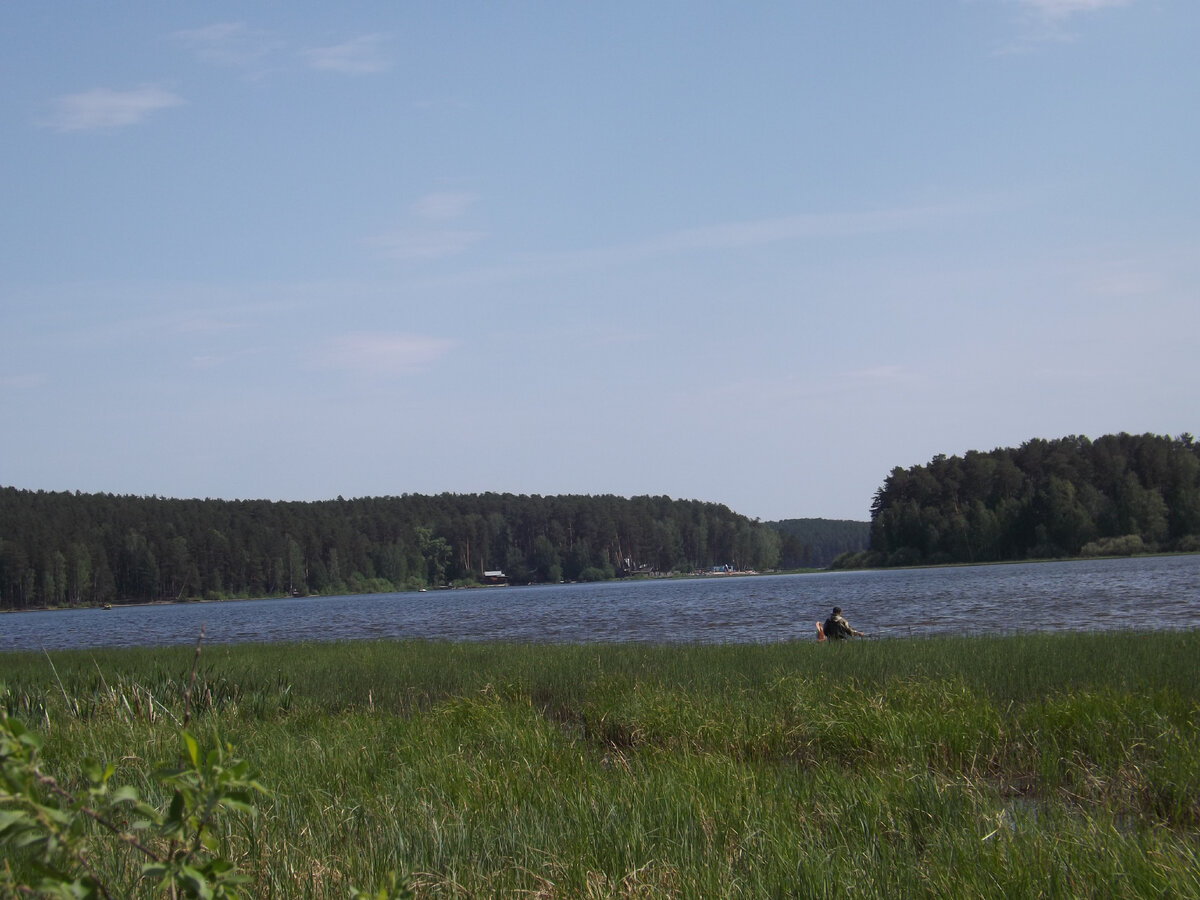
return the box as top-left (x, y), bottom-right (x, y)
top-left (867, 433), bottom-right (1200, 566)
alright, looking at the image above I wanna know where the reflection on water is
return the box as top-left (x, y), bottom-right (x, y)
top-left (2, 554), bottom-right (1198, 651)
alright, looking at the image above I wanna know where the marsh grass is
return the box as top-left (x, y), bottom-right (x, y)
top-left (3, 632), bottom-right (1199, 897)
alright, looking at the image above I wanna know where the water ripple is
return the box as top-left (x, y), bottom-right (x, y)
top-left (2, 555), bottom-right (1198, 651)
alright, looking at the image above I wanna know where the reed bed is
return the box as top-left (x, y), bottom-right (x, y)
top-left (3, 631), bottom-right (1198, 898)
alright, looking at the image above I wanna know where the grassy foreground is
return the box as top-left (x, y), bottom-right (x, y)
top-left (3, 632), bottom-right (1199, 898)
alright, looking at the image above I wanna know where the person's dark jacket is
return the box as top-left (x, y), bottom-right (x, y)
top-left (824, 613), bottom-right (854, 640)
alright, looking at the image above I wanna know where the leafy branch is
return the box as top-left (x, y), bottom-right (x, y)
top-left (1, 710), bottom-right (265, 899)
top-left (2, 632), bottom-right (411, 898)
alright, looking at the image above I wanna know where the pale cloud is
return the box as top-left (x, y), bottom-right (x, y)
top-left (1019, 0), bottom-right (1132, 20)
top-left (172, 22), bottom-right (284, 71)
top-left (174, 21), bottom-right (246, 42)
top-left (1000, 0), bottom-right (1135, 49)
top-left (306, 34), bottom-right (392, 75)
top-left (404, 202), bottom-right (972, 287)
top-left (43, 86), bottom-right (183, 132)
top-left (320, 333), bottom-right (456, 374)
top-left (373, 191), bottom-right (485, 259)
top-left (412, 191), bottom-right (477, 221)
top-left (644, 206), bottom-right (955, 255)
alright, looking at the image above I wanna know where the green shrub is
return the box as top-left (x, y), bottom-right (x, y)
top-left (1081, 534), bottom-right (1146, 557)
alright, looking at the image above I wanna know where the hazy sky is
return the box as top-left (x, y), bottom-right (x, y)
top-left (3, 1), bottom-right (1197, 522)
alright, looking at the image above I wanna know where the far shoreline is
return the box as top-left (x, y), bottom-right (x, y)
top-left (3, 551), bottom-right (1196, 616)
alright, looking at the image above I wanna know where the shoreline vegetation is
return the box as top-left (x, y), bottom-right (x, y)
top-left (0, 488), bottom-right (801, 612)
top-left (859, 432), bottom-right (1200, 568)
top-left (5, 550), bottom-right (1197, 616)
top-left (4, 432), bottom-right (1195, 612)
top-left (3, 632), bottom-right (1198, 897)
top-left (0, 565), bottom-right (782, 615)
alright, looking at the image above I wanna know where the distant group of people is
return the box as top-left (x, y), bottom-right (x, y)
top-left (822, 606), bottom-right (864, 641)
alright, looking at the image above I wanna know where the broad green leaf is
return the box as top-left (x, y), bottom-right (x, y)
top-left (179, 863), bottom-right (214, 900)
top-left (165, 790), bottom-right (186, 829)
top-left (181, 731), bottom-right (200, 768)
top-left (109, 785), bottom-right (142, 805)
top-left (0, 808), bottom-right (33, 830)
top-left (13, 829), bottom-right (51, 850)
top-left (218, 794), bottom-right (255, 815)
top-left (81, 759), bottom-right (105, 783)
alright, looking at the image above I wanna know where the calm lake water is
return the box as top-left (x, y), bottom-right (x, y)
top-left (2, 555), bottom-right (1198, 653)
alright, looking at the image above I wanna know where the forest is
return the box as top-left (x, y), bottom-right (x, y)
top-left (855, 432), bottom-right (1200, 568)
top-left (7, 431), bottom-right (1193, 610)
top-left (0, 490), bottom-right (787, 610)
top-left (766, 518), bottom-right (869, 568)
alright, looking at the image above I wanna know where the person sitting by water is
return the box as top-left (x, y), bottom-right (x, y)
top-left (824, 606), bottom-right (864, 641)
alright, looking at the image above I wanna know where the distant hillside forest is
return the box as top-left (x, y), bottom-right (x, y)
top-left (767, 518), bottom-right (870, 568)
top-left (846, 432), bottom-right (1200, 568)
top-left (0, 490), bottom-right (790, 610)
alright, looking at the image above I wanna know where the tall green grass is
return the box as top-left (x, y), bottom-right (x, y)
top-left (3, 632), bottom-right (1199, 897)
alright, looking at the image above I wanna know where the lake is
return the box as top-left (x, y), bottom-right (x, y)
top-left (2, 555), bottom-right (1198, 652)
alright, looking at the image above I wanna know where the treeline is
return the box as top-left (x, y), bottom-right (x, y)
top-left (848, 432), bottom-right (1200, 568)
top-left (767, 519), bottom-right (870, 569)
top-left (0, 490), bottom-right (783, 610)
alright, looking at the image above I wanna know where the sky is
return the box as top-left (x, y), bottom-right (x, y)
top-left (2, 1), bottom-right (1198, 523)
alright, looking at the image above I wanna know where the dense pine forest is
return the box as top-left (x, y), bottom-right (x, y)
top-left (6, 432), bottom-right (1195, 610)
top-left (766, 518), bottom-right (870, 568)
top-left (855, 432), bottom-right (1200, 568)
top-left (0, 490), bottom-right (787, 610)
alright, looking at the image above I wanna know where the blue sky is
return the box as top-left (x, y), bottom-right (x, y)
top-left (2, 1), bottom-right (1197, 522)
